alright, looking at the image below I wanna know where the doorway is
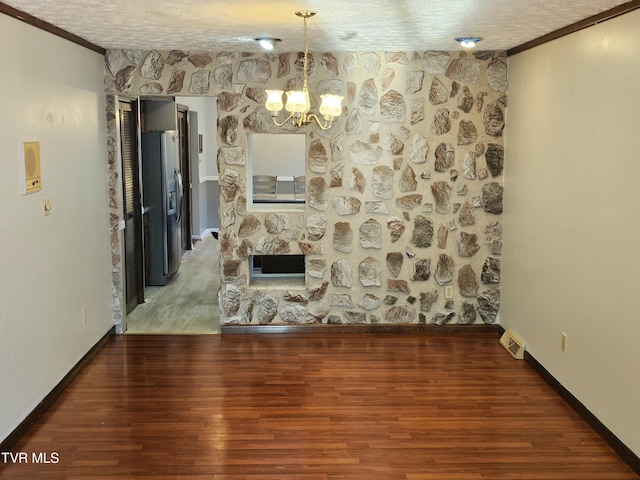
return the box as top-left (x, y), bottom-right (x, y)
top-left (124, 234), bottom-right (221, 334)
top-left (122, 96), bottom-right (221, 333)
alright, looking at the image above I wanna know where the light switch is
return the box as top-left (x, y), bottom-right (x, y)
top-left (444, 285), bottom-right (454, 299)
top-left (43, 198), bottom-right (52, 216)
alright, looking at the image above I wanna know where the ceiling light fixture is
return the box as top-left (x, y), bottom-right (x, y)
top-left (265, 11), bottom-right (343, 131)
top-left (256, 38), bottom-right (280, 51)
top-left (455, 37), bottom-right (483, 48)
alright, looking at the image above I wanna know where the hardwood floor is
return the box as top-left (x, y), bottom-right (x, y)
top-left (2, 334), bottom-right (637, 479)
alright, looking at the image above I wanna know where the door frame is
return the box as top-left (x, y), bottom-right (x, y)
top-left (177, 104), bottom-right (193, 251)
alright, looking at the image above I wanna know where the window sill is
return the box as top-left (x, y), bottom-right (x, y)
top-left (248, 275), bottom-right (306, 289)
top-left (248, 202), bottom-right (305, 212)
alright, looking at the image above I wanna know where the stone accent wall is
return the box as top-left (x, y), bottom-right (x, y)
top-left (105, 94), bottom-right (124, 332)
top-left (105, 48), bottom-right (506, 328)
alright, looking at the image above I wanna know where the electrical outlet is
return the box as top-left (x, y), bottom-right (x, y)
top-left (444, 285), bottom-right (454, 299)
top-left (561, 332), bottom-right (567, 353)
top-left (82, 306), bottom-right (87, 324)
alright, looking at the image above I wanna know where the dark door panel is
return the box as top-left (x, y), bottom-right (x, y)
top-left (119, 100), bottom-right (145, 313)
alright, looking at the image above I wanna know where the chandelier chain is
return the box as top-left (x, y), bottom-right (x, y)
top-left (302, 16), bottom-right (309, 90)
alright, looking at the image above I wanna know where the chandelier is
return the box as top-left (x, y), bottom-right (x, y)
top-left (265, 11), bottom-right (343, 131)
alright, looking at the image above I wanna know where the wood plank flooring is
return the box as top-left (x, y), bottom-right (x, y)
top-left (1, 334), bottom-right (637, 479)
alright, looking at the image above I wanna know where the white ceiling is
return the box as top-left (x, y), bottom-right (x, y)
top-left (2, 0), bottom-right (633, 52)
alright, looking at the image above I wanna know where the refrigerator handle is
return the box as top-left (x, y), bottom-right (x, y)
top-left (175, 169), bottom-right (183, 223)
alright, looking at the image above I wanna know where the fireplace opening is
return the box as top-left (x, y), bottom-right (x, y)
top-left (249, 254), bottom-right (305, 286)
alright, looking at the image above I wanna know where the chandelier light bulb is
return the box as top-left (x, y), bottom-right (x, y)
top-left (265, 90), bottom-right (284, 112)
top-left (319, 94), bottom-right (344, 118)
top-left (285, 89), bottom-right (310, 114)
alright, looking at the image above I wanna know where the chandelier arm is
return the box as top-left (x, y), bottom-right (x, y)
top-left (305, 113), bottom-right (333, 131)
top-left (271, 111), bottom-right (296, 127)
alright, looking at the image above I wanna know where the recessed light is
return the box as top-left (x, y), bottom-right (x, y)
top-left (455, 37), bottom-right (483, 48)
top-left (256, 38), bottom-right (281, 50)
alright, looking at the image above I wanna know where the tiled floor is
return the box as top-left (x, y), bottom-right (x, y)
top-left (125, 233), bottom-right (221, 334)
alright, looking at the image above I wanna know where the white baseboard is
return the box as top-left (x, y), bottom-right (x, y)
top-left (192, 227), bottom-right (219, 241)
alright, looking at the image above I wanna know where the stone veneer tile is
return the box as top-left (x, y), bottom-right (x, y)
top-left (105, 48), bottom-right (505, 327)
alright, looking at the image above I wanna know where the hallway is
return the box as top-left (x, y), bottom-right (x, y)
top-left (125, 233), bottom-right (221, 334)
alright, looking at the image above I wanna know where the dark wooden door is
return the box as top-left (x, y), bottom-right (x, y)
top-left (119, 100), bottom-right (145, 313)
top-left (177, 105), bottom-right (192, 251)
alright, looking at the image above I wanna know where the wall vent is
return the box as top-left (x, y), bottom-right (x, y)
top-left (500, 329), bottom-right (525, 360)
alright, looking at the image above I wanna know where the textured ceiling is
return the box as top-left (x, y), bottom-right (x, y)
top-left (1, 0), bottom-right (633, 52)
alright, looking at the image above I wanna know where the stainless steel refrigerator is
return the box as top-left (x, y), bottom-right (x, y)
top-left (141, 130), bottom-right (183, 286)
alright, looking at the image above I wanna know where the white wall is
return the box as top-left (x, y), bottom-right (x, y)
top-left (0, 15), bottom-right (113, 442)
top-left (503, 9), bottom-right (640, 456)
top-left (203, 97), bottom-right (219, 232)
top-left (249, 133), bottom-right (306, 177)
top-left (205, 97), bottom-right (218, 177)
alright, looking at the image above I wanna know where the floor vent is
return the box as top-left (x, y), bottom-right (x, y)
top-left (500, 329), bottom-right (525, 360)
